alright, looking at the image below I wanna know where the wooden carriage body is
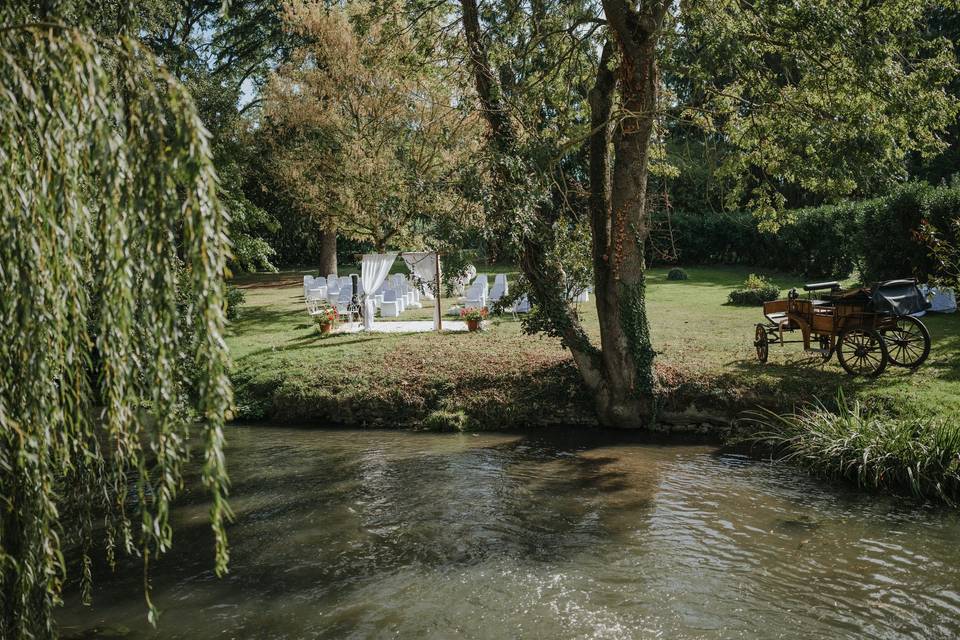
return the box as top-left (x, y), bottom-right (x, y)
top-left (754, 280), bottom-right (931, 376)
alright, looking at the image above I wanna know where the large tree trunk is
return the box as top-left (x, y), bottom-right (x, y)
top-left (318, 228), bottom-right (337, 275)
top-left (589, 0), bottom-right (665, 427)
top-left (459, 0), bottom-right (663, 428)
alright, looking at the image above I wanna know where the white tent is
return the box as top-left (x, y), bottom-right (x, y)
top-left (360, 251), bottom-right (443, 331)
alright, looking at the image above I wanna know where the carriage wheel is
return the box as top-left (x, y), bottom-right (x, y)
top-left (818, 335), bottom-right (832, 361)
top-left (881, 315), bottom-right (930, 369)
top-left (837, 328), bottom-right (888, 377)
top-left (754, 324), bottom-right (769, 363)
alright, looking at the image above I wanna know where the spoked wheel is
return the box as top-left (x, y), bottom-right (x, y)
top-left (837, 328), bottom-right (888, 377)
top-left (818, 335), bottom-right (832, 362)
top-left (881, 315), bottom-right (931, 369)
top-left (754, 324), bottom-right (769, 363)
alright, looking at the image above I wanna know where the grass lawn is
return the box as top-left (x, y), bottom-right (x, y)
top-left (226, 264), bottom-right (960, 430)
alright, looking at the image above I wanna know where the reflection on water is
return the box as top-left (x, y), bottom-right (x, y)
top-left (58, 427), bottom-right (960, 639)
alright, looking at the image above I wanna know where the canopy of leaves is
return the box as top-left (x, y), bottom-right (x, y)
top-left (675, 0), bottom-right (960, 224)
top-left (260, 0), bottom-right (483, 252)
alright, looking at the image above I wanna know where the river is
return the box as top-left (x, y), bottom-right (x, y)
top-left (58, 426), bottom-right (960, 639)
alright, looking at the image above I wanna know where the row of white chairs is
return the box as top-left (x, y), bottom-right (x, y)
top-left (460, 272), bottom-right (588, 313)
top-left (376, 275), bottom-right (423, 317)
top-left (303, 272), bottom-right (426, 320)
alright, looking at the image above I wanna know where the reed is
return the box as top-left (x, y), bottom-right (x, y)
top-left (740, 393), bottom-right (960, 504)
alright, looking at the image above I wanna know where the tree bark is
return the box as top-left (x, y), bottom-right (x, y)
top-left (459, 0), bottom-right (665, 427)
top-left (587, 0), bottom-right (666, 427)
top-left (318, 228), bottom-right (337, 275)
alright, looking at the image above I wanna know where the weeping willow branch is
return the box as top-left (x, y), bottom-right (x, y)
top-left (0, 19), bottom-right (232, 638)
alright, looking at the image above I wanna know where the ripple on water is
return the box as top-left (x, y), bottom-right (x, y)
top-left (57, 428), bottom-right (960, 640)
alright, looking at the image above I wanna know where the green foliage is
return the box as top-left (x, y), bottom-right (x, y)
top-left (619, 280), bottom-right (657, 403)
top-left (225, 285), bottom-right (246, 321)
top-left (662, 180), bottom-right (960, 283)
top-left (666, 268), bottom-right (689, 281)
top-left (856, 180), bottom-right (960, 283)
top-left (728, 274), bottom-right (780, 306)
top-left (421, 409), bottom-right (469, 433)
top-left (679, 0), bottom-right (960, 222)
top-left (741, 396), bottom-right (960, 504)
top-left (0, 15), bottom-right (231, 638)
top-left (663, 207), bottom-right (857, 279)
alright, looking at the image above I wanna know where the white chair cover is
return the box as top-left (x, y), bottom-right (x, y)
top-left (923, 285), bottom-right (957, 313)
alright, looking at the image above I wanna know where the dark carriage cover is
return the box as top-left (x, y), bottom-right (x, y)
top-left (871, 279), bottom-right (930, 316)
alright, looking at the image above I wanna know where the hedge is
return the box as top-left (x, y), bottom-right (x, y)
top-left (656, 181), bottom-right (960, 283)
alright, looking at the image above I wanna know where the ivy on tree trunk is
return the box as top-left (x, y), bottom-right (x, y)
top-left (460, 0), bottom-right (666, 428)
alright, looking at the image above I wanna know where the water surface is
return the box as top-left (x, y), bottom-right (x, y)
top-left (59, 427), bottom-right (960, 639)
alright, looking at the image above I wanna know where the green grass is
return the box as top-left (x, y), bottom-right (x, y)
top-left (226, 265), bottom-right (960, 428)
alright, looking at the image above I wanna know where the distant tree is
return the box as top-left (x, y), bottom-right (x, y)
top-left (138, 0), bottom-right (294, 273)
top-left (0, 2), bottom-right (232, 636)
top-left (260, 1), bottom-right (483, 257)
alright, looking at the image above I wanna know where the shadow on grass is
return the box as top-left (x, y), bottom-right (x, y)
top-left (231, 334), bottom-right (381, 365)
top-left (230, 305), bottom-right (305, 336)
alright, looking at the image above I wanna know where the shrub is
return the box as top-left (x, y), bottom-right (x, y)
top-left (660, 208), bottom-right (856, 280)
top-left (856, 181), bottom-right (960, 284)
top-left (739, 396), bottom-right (960, 504)
top-left (225, 284), bottom-right (246, 320)
top-left (653, 181), bottom-right (960, 283)
top-left (667, 267), bottom-right (688, 281)
top-left (422, 409), bottom-right (469, 432)
top-left (727, 274), bottom-right (780, 306)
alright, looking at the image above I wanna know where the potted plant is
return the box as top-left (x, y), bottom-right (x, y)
top-left (313, 305), bottom-right (339, 335)
top-left (459, 306), bottom-right (488, 332)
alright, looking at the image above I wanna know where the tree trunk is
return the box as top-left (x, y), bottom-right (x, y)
top-left (459, 0), bottom-right (664, 428)
top-left (318, 228), bottom-right (337, 276)
top-left (589, 0), bottom-right (666, 427)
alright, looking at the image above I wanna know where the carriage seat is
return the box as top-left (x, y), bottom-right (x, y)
top-left (764, 310), bottom-right (792, 328)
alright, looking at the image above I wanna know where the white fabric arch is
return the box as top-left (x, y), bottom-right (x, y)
top-left (361, 252), bottom-right (398, 329)
top-left (402, 252), bottom-right (442, 330)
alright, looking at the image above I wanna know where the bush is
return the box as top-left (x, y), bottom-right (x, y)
top-left (660, 208), bottom-right (857, 280)
top-left (653, 181), bottom-right (960, 284)
top-left (740, 396), bottom-right (960, 504)
top-left (727, 273), bottom-right (780, 306)
top-left (666, 267), bottom-right (688, 281)
top-left (225, 284), bottom-right (246, 320)
top-left (856, 181), bottom-right (960, 284)
top-left (421, 409), bottom-right (469, 432)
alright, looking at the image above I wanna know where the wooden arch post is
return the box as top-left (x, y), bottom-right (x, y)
top-left (435, 251), bottom-right (442, 332)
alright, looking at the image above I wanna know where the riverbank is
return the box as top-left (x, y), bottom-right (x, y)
top-left (226, 266), bottom-right (960, 433)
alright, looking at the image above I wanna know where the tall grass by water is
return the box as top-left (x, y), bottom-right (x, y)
top-left (741, 394), bottom-right (960, 504)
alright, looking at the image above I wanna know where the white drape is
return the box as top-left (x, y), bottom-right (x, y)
top-left (402, 251), bottom-right (441, 330)
top-left (362, 252), bottom-right (398, 329)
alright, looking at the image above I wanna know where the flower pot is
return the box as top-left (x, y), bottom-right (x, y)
top-left (319, 323), bottom-right (333, 335)
top-left (466, 319), bottom-right (480, 332)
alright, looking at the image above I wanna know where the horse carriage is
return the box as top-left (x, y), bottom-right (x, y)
top-left (753, 279), bottom-right (932, 376)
